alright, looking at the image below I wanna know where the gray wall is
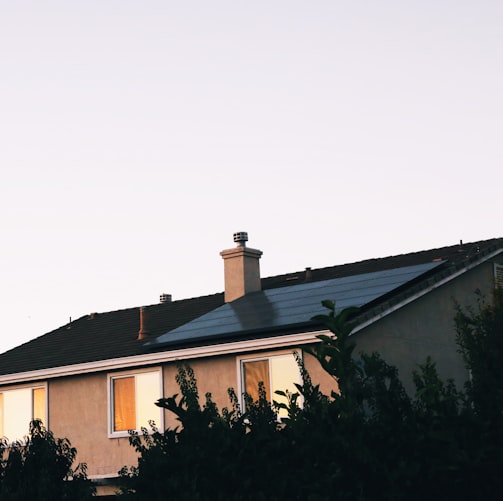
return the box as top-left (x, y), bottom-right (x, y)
top-left (352, 259), bottom-right (500, 394)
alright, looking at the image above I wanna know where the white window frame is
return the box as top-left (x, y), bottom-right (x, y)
top-left (237, 350), bottom-right (303, 418)
top-left (0, 382), bottom-right (48, 442)
top-left (107, 367), bottom-right (163, 438)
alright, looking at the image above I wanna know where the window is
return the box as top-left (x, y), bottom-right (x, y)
top-left (239, 352), bottom-right (302, 418)
top-left (109, 369), bottom-right (163, 437)
top-left (0, 385), bottom-right (47, 442)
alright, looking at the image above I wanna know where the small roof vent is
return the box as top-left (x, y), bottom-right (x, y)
top-left (495, 264), bottom-right (503, 289)
top-left (160, 293), bottom-right (172, 303)
top-left (233, 231), bottom-right (248, 247)
top-left (305, 267), bottom-right (312, 281)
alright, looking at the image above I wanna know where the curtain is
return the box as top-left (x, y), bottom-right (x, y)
top-left (113, 377), bottom-right (136, 431)
top-left (243, 360), bottom-right (270, 403)
top-left (33, 387), bottom-right (46, 424)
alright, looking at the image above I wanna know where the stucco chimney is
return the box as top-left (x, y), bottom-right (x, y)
top-left (220, 232), bottom-right (263, 303)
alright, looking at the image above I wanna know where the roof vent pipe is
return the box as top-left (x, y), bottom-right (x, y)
top-left (233, 232), bottom-right (248, 247)
top-left (138, 306), bottom-right (150, 340)
top-left (305, 267), bottom-right (312, 281)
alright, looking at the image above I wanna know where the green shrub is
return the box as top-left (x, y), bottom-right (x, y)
top-left (119, 293), bottom-right (503, 500)
top-left (0, 420), bottom-right (95, 500)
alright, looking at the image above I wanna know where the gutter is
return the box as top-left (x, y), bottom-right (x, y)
top-left (0, 330), bottom-right (328, 385)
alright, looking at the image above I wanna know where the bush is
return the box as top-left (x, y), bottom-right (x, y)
top-left (119, 294), bottom-right (503, 500)
top-left (0, 420), bottom-right (95, 500)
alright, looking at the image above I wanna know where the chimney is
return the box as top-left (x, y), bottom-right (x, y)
top-left (159, 293), bottom-right (172, 303)
top-left (220, 232), bottom-right (263, 303)
top-left (137, 306), bottom-right (150, 340)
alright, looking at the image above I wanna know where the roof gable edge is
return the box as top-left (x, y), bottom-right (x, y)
top-left (352, 247), bottom-right (503, 334)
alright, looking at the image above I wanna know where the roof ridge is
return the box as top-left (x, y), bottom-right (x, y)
top-left (70, 239), bottom-right (503, 318)
top-left (44, 239), bottom-right (503, 327)
top-left (261, 238), bottom-right (503, 282)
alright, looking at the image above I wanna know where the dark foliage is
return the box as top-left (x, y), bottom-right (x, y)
top-left (0, 420), bottom-right (95, 500)
top-left (118, 293), bottom-right (503, 500)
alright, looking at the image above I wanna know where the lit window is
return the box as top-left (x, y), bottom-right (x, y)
top-left (0, 386), bottom-right (47, 442)
top-left (109, 370), bottom-right (162, 436)
top-left (240, 352), bottom-right (302, 418)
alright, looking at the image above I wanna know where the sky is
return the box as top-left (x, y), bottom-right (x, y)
top-left (0, 1), bottom-right (501, 355)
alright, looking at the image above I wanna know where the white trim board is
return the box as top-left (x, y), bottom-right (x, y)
top-left (0, 331), bottom-right (327, 385)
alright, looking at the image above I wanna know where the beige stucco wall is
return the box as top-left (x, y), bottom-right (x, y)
top-left (49, 373), bottom-right (137, 479)
top-left (162, 351), bottom-right (338, 429)
top-left (162, 354), bottom-right (237, 429)
top-left (44, 347), bottom-right (338, 484)
top-left (352, 260), bottom-right (500, 393)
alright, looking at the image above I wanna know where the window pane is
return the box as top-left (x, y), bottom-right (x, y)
top-left (136, 372), bottom-right (161, 430)
top-left (271, 354), bottom-right (301, 418)
top-left (33, 388), bottom-right (46, 424)
top-left (3, 388), bottom-right (31, 441)
top-left (243, 359), bottom-right (271, 402)
top-left (113, 377), bottom-right (136, 432)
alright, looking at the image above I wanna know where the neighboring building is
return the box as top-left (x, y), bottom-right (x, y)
top-left (0, 234), bottom-right (502, 496)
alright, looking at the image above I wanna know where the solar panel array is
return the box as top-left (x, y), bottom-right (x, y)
top-left (150, 261), bottom-right (443, 348)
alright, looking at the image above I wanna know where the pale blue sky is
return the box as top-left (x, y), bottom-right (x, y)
top-left (1, 1), bottom-right (501, 354)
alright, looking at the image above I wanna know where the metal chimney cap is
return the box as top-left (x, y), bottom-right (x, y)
top-left (233, 231), bottom-right (248, 246)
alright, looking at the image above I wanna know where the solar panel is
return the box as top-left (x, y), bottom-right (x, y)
top-left (149, 261), bottom-right (443, 348)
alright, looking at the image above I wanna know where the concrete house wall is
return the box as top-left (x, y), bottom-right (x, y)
top-left (43, 349), bottom-right (337, 494)
top-left (353, 259), bottom-right (499, 392)
top-left (48, 373), bottom-right (138, 480)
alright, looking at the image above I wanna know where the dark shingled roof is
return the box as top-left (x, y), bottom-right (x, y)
top-left (0, 238), bottom-right (501, 376)
top-left (0, 294), bottom-right (224, 376)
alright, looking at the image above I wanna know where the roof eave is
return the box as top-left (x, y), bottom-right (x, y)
top-left (353, 247), bottom-right (503, 334)
top-left (0, 330), bottom-right (329, 386)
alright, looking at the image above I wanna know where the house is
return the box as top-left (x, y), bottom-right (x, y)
top-left (0, 233), bottom-right (502, 497)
